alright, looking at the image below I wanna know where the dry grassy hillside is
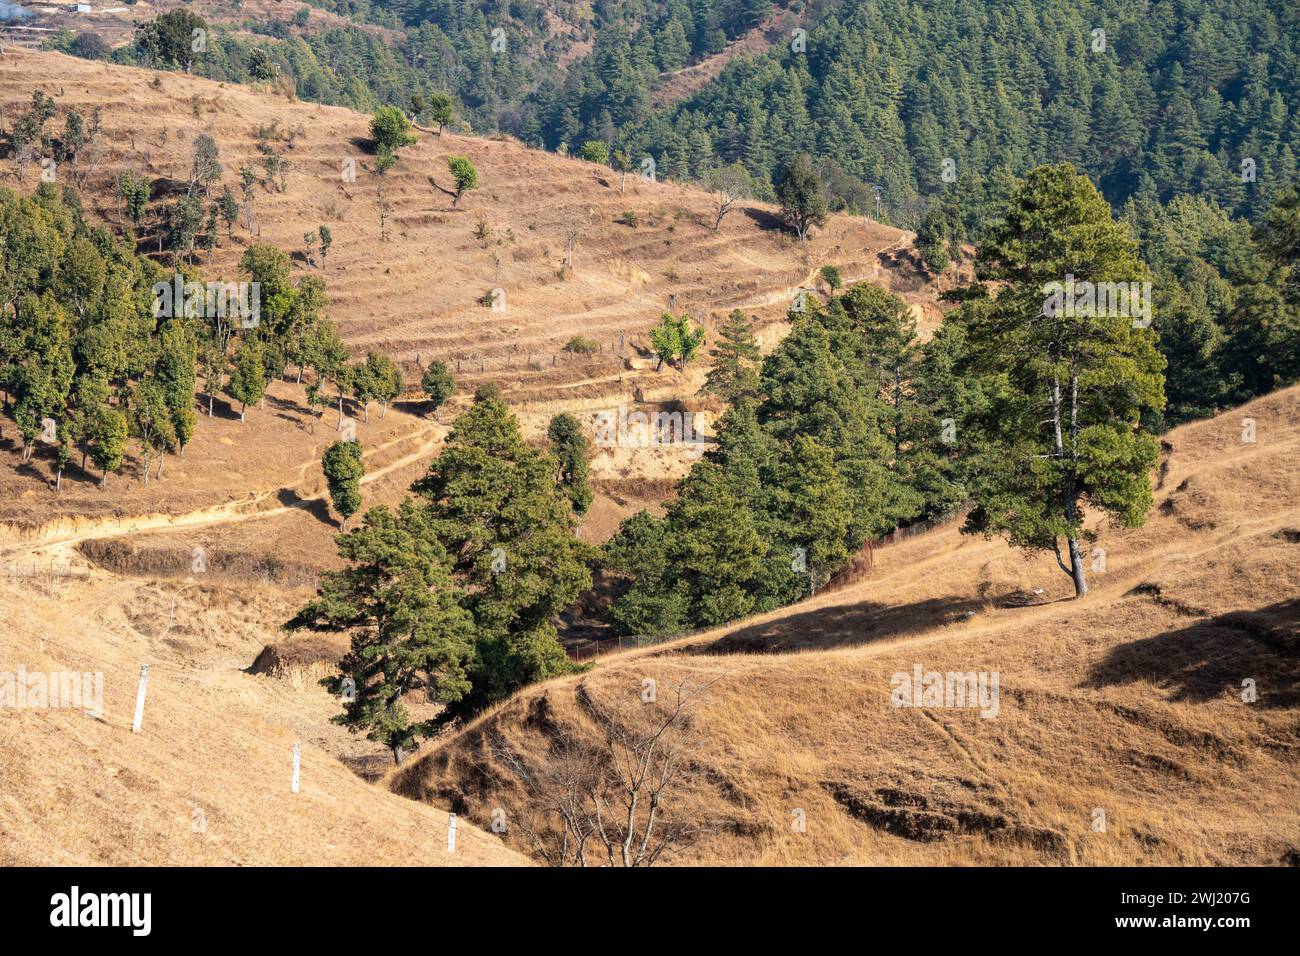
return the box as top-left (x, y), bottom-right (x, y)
top-left (0, 49), bottom-right (941, 413)
top-left (390, 386), bottom-right (1300, 866)
top-left (7, 0), bottom-right (401, 51)
top-left (0, 49), bottom-right (949, 547)
top-left (0, 570), bottom-right (524, 865)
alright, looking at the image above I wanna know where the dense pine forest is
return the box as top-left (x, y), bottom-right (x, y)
top-left (53, 0), bottom-right (1297, 229)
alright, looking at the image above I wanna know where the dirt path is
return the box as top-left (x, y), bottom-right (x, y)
top-left (0, 415), bottom-right (447, 568)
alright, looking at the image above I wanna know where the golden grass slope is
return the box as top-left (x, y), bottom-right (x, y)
top-left (0, 50), bottom-right (941, 409)
top-left (0, 572), bottom-right (524, 865)
top-left (391, 386), bottom-right (1300, 866)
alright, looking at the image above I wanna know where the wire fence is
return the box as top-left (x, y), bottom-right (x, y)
top-left (567, 509), bottom-right (969, 662)
top-left (0, 561), bottom-right (92, 579)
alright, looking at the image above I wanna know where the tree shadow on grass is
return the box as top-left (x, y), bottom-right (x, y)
top-left (741, 205), bottom-right (788, 233)
top-left (393, 398), bottom-right (439, 419)
top-left (688, 594), bottom-right (986, 656)
top-left (1084, 598), bottom-right (1300, 708)
top-left (276, 487), bottom-right (334, 526)
top-left (263, 392), bottom-right (304, 415)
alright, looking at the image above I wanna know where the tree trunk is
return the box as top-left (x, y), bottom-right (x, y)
top-left (208, 393), bottom-right (214, 416)
top-left (381, 401), bottom-right (388, 419)
top-left (240, 404), bottom-right (246, 423)
top-left (363, 402), bottom-right (369, 423)
top-left (55, 469), bottom-right (62, 493)
top-left (100, 470), bottom-right (107, 488)
top-left (1065, 372), bottom-right (1087, 597)
top-left (1050, 374), bottom-right (1088, 598)
top-left (141, 453), bottom-right (150, 484)
top-left (1066, 535), bottom-right (1088, 597)
top-left (156, 455), bottom-right (164, 480)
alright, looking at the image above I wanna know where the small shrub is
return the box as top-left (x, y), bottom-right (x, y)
top-left (563, 335), bottom-right (600, 354)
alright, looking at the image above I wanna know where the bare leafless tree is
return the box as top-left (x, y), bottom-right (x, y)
top-left (491, 676), bottom-right (719, 866)
top-left (586, 678), bottom-right (713, 866)
top-left (564, 225), bottom-right (580, 268)
top-left (706, 163), bottom-right (753, 231)
top-left (493, 733), bottom-right (603, 867)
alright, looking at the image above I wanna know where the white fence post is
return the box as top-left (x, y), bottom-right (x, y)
top-left (131, 665), bottom-right (149, 733)
top-left (447, 813), bottom-right (457, 853)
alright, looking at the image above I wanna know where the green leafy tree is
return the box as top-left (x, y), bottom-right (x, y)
top-left (610, 461), bottom-right (764, 632)
top-left (769, 435), bottom-right (852, 596)
top-left (199, 338), bottom-right (228, 418)
top-left (447, 155), bottom-right (478, 208)
top-left (423, 91), bottom-right (454, 133)
top-left (775, 155), bottom-right (827, 241)
top-left (303, 318), bottom-right (350, 425)
top-left (317, 224), bottom-right (332, 268)
top-left (612, 149), bottom-right (633, 192)
top-left (322, 438), bottom-right (364, 531)
top-left (119, 173), bottom-right (151, 231)
top-left (413, 385), bottom-right (594, 722)
top-left (366, 352), bottom-right (402, 418)
top-left (349, 357), bottom-right (377, 422)
top-left (916, 203), bottom-right (963, 273)
top-left (420, 360), bottom-right (454, 420)
top-left (649, 311), bottom-right (705, 371)
top-left (580, 141), bottom-right (610, 165)
top-left (170, 194), bottom-right (204, 263)
top-left (88, 405), bottom-right (128, 488)
top-left (11, 292), bottom-right (74, 464)
top-left (156, 321), bottom-right (198, 458)
top-left (370, 105), bottom-right (416, 155)
top-left (227, 339), bottom-right (267, 421)
top-left (134, 10), bottom-right (208, 73)
top-left (604, 511), bottom-right (688, 637)
top-left (129, 378), bottom-right (177, 483)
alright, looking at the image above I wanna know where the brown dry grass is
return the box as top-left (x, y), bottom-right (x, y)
top-left (0, 572), bottom-right (524, 865)
top-left (0, 50), bottom-right (942, 409)
top-left (390, 386), bottom-right (1300, 866)
top-left (0, 49), bottom-right (952, 547)
top-left (0, 49), bottom-right (1293, 870)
